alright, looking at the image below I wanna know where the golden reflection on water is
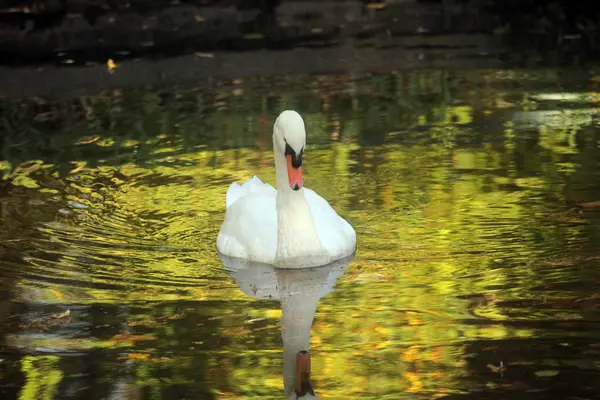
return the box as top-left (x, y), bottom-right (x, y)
top-left (1, 69), bottom-right (600, 398)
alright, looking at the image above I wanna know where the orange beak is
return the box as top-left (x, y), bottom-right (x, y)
top-left (286, 155), bottom-right (303, 190)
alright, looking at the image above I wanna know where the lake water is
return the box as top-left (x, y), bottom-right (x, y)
top-left (1, 69), bottom-right (600, 399)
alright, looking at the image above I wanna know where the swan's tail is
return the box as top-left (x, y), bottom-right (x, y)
top-left (225, 176), bottom-right (274, 208)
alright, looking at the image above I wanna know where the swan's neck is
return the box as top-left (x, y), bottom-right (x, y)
top-left (275, 149), bottom-right (291, 192)
top-left (274, 151), bottom-right (325, 265)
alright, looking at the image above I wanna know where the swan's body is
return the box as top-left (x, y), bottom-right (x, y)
top-left (217, 110), bottom-right (356, 268)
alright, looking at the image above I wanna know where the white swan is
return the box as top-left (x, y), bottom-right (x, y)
top-left (216, 110), bottom-right (356, 268)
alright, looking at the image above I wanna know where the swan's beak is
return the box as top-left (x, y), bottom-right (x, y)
top-left (286, 154), bottom-right (303, 191)
top-left (295, 350), bottom-right (315, 397)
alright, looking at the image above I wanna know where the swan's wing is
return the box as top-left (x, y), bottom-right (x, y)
top-left (217, 191), bottom-right (278, 264)
top-left (226, 176), bottom-right (276, 209)
top-left (304, 188), bottom-right (356, 259)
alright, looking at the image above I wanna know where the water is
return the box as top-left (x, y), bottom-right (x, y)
top-left (1, 69), bottom-right (600, 399)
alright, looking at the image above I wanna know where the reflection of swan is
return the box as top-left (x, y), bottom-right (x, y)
top-left (220, 253), bottom-right (353, 399)
top-left (216, 110), bottom-right (356, 269)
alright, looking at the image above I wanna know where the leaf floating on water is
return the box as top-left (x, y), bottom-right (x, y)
top-left (53, 309), bottom-right (71, 319)
top-left (535, 370), bottom-right (559, 378)
top-left (107, 59), bottom-right (117, 73)
top-left (78, 136), bottom-right (101, 145)
top-left (487, 361), bottom-right (506, 374)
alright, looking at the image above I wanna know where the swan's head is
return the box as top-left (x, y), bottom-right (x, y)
top-left (273, 110), bottom-right (306, 191)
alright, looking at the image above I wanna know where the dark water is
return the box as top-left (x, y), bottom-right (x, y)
top-left (1, 69), bottom-right (600, 399)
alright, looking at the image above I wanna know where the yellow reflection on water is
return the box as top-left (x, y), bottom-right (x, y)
top-left (19, 356), bottom-right (63, 400)
top-left (1, 68), bottom-right (600, 399)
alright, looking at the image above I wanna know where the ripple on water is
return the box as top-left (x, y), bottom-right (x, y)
top-left (0, 171), bottom-right (230, 305)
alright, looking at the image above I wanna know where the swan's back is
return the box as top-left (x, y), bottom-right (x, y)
top-left (226, 175), bottom-right (275, 208)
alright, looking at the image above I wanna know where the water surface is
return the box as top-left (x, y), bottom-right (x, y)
top-left (1, 69), bottom-right (600, 399)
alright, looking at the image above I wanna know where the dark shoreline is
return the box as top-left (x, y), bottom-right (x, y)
top-left (1, 0), bottom-right (600, 98)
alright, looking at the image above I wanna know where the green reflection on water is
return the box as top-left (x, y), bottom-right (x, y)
top-left (19, 356), bottom-right (63, 400)
top-left (1, 69), bottom-right (600, 399)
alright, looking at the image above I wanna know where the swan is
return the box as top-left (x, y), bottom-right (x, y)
top-left (216, 110), bottom-right (356, 268)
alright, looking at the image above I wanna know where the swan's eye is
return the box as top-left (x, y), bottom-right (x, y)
top-left (284, 142), bottom-right (294, 156)
top-left (284, 141), bottom-right (303, 169)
